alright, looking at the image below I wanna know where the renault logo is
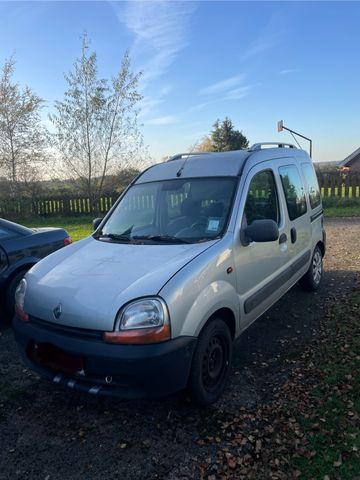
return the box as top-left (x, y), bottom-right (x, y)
top-left (53, 303), bottom-right (62, 320)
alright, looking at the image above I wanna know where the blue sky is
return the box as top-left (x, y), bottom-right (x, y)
top-left (1, 0), bottom-right (359, 163)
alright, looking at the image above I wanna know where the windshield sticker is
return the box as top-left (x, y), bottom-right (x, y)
top-left (206, 218), bottom-right (220, 233)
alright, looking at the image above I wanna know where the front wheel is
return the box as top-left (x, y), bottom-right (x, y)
top-left (188, 318), bottom-right (232, 406)
top-left (299, 246), bottom-right (323, 291)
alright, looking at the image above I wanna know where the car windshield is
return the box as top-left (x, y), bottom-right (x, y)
top-left (96, 177), bottom-right (238, 244)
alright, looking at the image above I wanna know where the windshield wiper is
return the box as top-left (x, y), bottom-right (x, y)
top-left (97, 233), bottom-right (132, 242)
top-left (132, 235), bottom-right (191, 244)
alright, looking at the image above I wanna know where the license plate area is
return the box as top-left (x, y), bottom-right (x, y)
top-left (27, 342), bottom-right (85, 376)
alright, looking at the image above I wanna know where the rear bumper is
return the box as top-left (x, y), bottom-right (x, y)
top-left (12, 315), bottom-right (197, 399)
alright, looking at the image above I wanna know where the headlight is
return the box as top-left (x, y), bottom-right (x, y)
top-left (119, 298), bottom-right (165, 330)
top-left (15, 278), bottom-right (29, 321)
top-left (103, 298), bottom-right (170, 345)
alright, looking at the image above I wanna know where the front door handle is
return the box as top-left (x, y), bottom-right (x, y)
top-left (291, 227), bottom-right (297, 243)
top-left (279, 233), bottom-right (287, 244)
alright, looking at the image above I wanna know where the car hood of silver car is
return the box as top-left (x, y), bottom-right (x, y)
top-left (24, 236), bottom-right (216, 331)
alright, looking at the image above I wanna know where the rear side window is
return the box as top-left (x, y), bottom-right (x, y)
top-left (279, 165), bottom-right (307, 220)
top-left (244, 170), bottom-right (280, 225)
top-left (301, 163), bottom-right (321, 209)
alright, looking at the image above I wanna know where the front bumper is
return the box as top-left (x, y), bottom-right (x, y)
top-left (13, 315), bottom-right (197, 399)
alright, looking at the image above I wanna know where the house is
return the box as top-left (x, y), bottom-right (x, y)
top-left (338, 147), bottom-right (360, 172)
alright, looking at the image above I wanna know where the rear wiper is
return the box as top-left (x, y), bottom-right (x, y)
top-left (132, 235), bottom-right (191, 244)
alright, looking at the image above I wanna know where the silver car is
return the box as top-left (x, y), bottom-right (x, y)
top-left (13, 143), bottom-right (325, 405)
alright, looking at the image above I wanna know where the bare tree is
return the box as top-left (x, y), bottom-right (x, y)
top-left (195, 135), bottom-right (213, 152)
top-left (50, 34), bottom-right (144, 210)
top-left (0, 57), bottom-right (49, 197)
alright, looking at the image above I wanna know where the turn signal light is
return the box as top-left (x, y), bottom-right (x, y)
top-left (103, 324), bottom-right (171, 345)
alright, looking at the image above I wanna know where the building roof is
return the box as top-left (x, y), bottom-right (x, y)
top-left (338, 147), bottom-right (360, 167)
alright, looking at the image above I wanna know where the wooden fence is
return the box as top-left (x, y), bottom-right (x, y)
top-left (0, 194), bottom-right (120, 218)
top-left (316, 172), bottom-right (360, 199)
top-left (0, 172), bottom-right (359, 219)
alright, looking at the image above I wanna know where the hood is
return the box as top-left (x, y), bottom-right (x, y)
top-left (25, 236), bottom-right (215, 331)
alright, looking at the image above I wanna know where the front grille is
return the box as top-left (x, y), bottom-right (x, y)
top-left (29, 316), bottom-right (103, 341)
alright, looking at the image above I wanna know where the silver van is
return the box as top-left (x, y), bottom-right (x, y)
top-left (13, 143), bottom-right (325, 405)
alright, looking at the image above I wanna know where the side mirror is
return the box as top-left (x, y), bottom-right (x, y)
top-left (93, 218), bottom-right (103, 231)
top-left (243, 219), bottom-right (279, 244)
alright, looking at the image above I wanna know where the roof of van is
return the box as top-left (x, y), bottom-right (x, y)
top-left (135, 145), bottom-right (311, 184)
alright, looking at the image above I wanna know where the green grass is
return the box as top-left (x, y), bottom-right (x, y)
top-left (294, 291), bottom-right (360, 479)
top-left (22, 215), bottom-right (93, 242)
top-left (324, 206), bottom-right (360, 217)
top-left (323, 196), bottom-right (360, 217)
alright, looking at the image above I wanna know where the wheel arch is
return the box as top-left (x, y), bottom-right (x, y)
top-left (316, 240), bottom-right (325, 257)
top-left (178, 281), bottom-right (239, 339)
top-left (4, 261), bottom-right (37, 289)
top-left (206, 307), bottom-right (236, 340)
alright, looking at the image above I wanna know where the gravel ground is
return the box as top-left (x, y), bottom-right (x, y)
top-left (0, 217), bottom-right (359, 480)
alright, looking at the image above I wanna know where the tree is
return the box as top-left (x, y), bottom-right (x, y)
top-left (0, 57), bottom-right (49, 197)
top-left (196, 135), bottom-right (213, 153)
top-left (50, 33), bottom-right (144, 211)
top-left (196, 117), bottom-right (249, 152)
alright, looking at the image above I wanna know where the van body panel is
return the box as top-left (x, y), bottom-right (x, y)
top-left (159, 234), bottom-right (239, 338)
top-left (24, 236), bottom-right (217, 331)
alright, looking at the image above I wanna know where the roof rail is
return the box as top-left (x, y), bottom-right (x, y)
top-left (249, 142), bottom-right (297, 151)
top-left (167, 152), bottom-right (210, 162)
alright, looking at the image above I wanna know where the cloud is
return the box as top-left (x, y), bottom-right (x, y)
top-left (147, 115), bottom-right (179, 125)
top-left (242, 34), bottom-right (280, 60)
top-left (190, 84), bottom-right (255, 112)
top-left (224, 85), bottom-right (254, 100)
top-left (138, 96), bottom-right (164, 119)
top-left (116, 1), bottom-right (196, 87)
top-left (279, 68), bottom-right (299, 75)
top-left (199, 74), bottom-right (246, 96)
top-left (241, 8), bottom-right (287, 61)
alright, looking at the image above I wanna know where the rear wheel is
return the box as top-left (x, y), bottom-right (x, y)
top-left (299, 246), bottom-right (323, 291)
top-left (189, 318), bottom-right (232, 406)
top-left (6, 269), bottom-right (29, 314)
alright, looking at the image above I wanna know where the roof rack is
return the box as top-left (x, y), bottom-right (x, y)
top-left (249, 142), bottom-right (297, 151)
top-left (167, 152), bottom-right (210, 162)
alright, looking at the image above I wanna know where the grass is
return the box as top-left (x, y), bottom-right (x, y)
top-left (323, 196), bottom-right (360, 217)
top-left (294, 289), bottom-right (360, 479)
top-left (324, 206), bottom-right (360, 217)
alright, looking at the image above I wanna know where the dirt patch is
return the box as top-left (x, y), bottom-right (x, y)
top-left (0, 217), bottom-right (359, 480)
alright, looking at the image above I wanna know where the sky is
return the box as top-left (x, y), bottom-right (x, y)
top-left (0, 0), bottom-right (359, 163)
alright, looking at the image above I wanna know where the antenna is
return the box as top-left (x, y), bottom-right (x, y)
top-left (176, 141), bottom-right (199, 177)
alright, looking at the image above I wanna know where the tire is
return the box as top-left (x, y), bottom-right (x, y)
top-left (299, 246), bottom-right (323, 292)
top-left (6, 269), bottom-right (29, 314)
top-left (189, 318), bottom-right (232, 406)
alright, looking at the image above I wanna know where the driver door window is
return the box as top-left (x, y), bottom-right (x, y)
top-left (244, 170), bottom-right (280, 226)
